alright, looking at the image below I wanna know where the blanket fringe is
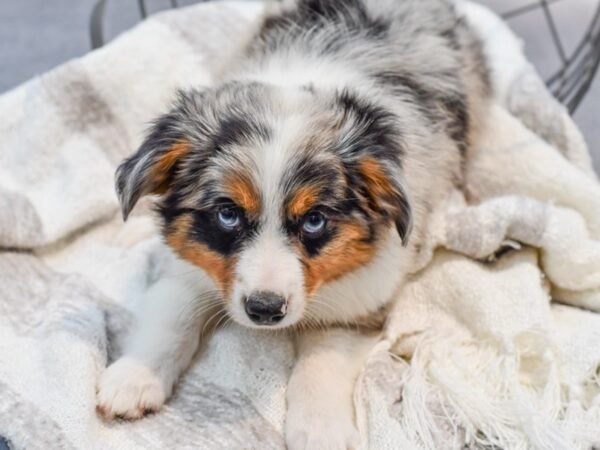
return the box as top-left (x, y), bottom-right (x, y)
top-left (366, 330), bottom-right (600, 450)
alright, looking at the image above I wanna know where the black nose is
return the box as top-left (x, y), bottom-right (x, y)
top-left (244, 291), bottom-right (287, 325)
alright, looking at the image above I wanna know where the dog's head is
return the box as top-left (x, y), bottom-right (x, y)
top-left (116, 81), bottom-right (411, 328)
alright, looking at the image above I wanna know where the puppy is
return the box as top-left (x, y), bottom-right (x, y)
top-left (97, 0), bottom-right (489, 448)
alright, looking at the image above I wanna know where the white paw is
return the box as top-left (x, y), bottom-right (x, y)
top-left (96, 357), bottom-right (167, 420)
top-left (285, 407), bottom-right (360, 450)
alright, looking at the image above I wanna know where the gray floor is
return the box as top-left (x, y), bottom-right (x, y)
top-left (0, 0), bottom-right (598, 172)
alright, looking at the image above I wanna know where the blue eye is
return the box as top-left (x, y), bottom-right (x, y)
top-left (302, 211), bottom-right (326, 236)
top-left (217, 207), bottom-right (241, 230)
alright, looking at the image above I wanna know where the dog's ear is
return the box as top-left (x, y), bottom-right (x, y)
top-left (115, 125), bottom-right (191, 220)
top-left (358, 156), bottom-right (413, 246)
top-left (333, 89), bottom-right (413, 245)
top-left (115, 91), bottom-right (204, 220)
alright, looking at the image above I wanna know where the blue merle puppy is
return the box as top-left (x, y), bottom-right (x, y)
top-left (98, 0), bottom-right (490, 448)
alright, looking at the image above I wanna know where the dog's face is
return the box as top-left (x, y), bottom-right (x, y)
top-left (116, 82), bottom-right (411, 328)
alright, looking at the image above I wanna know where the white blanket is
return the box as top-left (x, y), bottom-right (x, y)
top-left (1, 2), bottom-right (599, 449)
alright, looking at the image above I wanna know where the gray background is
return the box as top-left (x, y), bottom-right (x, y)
top-left (0, 0), bottom-right (598, 172)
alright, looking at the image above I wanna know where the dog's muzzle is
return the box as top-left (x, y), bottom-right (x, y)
top-left (244, 291), bottom-right (287, 325)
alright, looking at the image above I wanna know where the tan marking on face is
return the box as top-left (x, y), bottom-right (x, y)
top-left (150, 140), bottom-right (191, 194)
top-left (225, 173), bottom-right (261, 216)
top-left (359, 157), bottom-right (395, 202)
top-left (287, 185), bottom-right (320, 217)
top-left (302, 222), bottom-right (377, 295)
top-left (166, 215), bottom-right (236, 293)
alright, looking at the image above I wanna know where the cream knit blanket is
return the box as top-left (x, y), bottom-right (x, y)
top-left (0, 2), bottom-right (599, 449)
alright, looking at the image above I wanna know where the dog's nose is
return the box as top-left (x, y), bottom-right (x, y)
top-left (244, 291), bottom-right (287, 325)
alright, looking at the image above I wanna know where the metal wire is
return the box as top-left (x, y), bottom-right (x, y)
top-left (499, 0), bottom-right (600, 112)
top-left (89, 0), bottom-right (108, 50)
top-left (501, 0), bottom-right (563, 20)
top-left (545, 4), bottom-right (600, 111)
top-left (138, 0), bottom-right (148, 19)
top-left (541, 0), bottom-right (567, 63)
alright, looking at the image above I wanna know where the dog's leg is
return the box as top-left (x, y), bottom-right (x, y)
top-left (96, 266), bottom-right (219, 420)
top-left (285, 328), bottom-right (377, 450)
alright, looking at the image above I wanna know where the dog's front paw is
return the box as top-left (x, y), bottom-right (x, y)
top-left (96, 357), bottom-right (166, 420)
top-left (285, 406), bottom-right (360, 450)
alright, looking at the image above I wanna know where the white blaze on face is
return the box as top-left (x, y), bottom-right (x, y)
top-left (230, 219), bottom-right (306, 328)
top-left (228, 97), bottom-right (311, 328)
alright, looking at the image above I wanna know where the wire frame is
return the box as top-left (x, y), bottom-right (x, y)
top-left (500, 0), bottom-right (600, 113)
top-left (90, 0), bottom-right (600, 112)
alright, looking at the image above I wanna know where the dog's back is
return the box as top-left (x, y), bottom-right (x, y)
top-left (240, 0), bottom-right (490, 140)
top-left (228, 0), bottom-right (490, 249)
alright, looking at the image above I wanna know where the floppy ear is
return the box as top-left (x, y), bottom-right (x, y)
top-left (115, 88), bottom-right (212, 219)
top-left (115, 115), bottom-right (191, 220)
top-left (358, 157), bottom-right (413, 246)
top-left (393, 191), bottom-right (413, 246)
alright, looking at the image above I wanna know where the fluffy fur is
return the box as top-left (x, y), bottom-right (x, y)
top-left (98, 0), bottom-right (490, 448)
